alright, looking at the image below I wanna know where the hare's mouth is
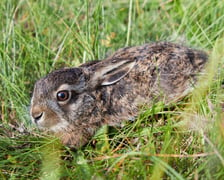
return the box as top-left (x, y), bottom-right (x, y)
top-left (33, 119), bottom-right (70, 133)
top-left (33, 116), bottom-right (70, 133)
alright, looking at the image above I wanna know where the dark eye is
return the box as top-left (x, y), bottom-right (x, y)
top-left (57, 90), bottom-right (70, 101)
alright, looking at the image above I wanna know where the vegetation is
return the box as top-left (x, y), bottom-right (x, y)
top-left (0, 0), bottom-right (224, 179)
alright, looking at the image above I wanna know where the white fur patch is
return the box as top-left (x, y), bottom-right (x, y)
top-left (49, 118), bottom-right (70, 132)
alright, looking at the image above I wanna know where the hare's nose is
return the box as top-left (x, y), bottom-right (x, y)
top-left (33, 112), bottom-right (43, 123)
top-left (31, 106), bottom-right (44, 123)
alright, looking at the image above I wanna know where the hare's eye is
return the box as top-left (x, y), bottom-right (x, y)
top-left (57, 90), bottom-right (69, 101)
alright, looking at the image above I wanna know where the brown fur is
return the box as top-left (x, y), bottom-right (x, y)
top-left (30, 42), bottom-right (208, 147)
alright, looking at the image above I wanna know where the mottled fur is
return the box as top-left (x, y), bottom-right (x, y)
top-left (30, 42), bottom-right (208, 147)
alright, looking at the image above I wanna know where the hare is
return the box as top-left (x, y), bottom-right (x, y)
top-left (30, 42), bottom-right (208, 148)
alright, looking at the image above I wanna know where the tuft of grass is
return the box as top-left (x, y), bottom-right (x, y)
top-left (0, 0), bottom-right (224, 179)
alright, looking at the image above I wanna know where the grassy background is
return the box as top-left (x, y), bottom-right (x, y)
top-left (0, 0), bottom-right (224, 179)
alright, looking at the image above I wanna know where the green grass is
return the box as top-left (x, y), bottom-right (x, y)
top-left (0, 0), bottom-right (224, 179)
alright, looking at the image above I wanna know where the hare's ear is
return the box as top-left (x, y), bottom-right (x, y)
top-left (88, 59), bottom-right (136, 87)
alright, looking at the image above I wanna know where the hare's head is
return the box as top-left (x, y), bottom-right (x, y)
top-left (30, 59), bottom-right (136, 132)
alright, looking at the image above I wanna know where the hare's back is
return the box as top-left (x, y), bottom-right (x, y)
top-left (116, 42), bottom-right (208, 102)
top-left (109, 42), bottom-right (207, 67)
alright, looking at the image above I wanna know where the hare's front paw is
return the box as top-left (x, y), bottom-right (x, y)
top-left (56, 131), bottom-right (88, 148)
top-left (56, 126), bottom-right (97, 148)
